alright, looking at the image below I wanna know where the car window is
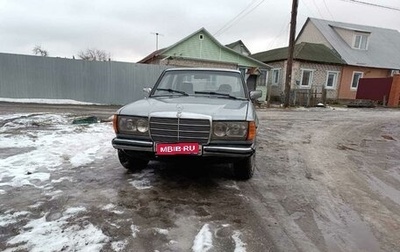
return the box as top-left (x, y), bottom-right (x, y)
top-left (153, 70), bottom-right (246, 98)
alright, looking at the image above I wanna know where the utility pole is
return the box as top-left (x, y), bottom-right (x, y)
top-left (151, 32), bottom-right (164, 50)
top-left (284, 0), bottom-right (299, 108)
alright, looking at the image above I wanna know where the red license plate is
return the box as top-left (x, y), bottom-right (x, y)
top-left (156, 143), bottom-right (200, 155)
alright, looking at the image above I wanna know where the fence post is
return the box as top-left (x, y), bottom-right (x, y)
top-left (266, 82), bottom-right (272, 108)
top-left (322, 86), bottom-right (327, 105)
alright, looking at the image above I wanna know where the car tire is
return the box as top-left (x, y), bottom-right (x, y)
top-left (233, 154), bottom-right (255, 180)
top-left (117, 150), bottom-right (149, 172)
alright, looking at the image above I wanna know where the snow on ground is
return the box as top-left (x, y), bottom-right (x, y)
top-left (191, 224), bottom-right (247, 252)
top-left (0, 113), bottom-right (114, 250)
top-left (192, 224), bottom-right (213, 252)
top-left (111, 240), bottom-right (128, 252)
top-left (0, 113), bottom-right (115, 188)
top-left (128, 169), bottom-right (154, 190)
top-left (1, 109), bottom-right (249, 251)
top-left (0, 98), bottom-right (101, 105)
top-left (0, 211), bottom-right (30, 227)
top-left (131, 224), bottom-right (140, 238)
top-left (4, 207), bottom-right (109, 252)
top-left (232, 231), bottom-right (247, 252)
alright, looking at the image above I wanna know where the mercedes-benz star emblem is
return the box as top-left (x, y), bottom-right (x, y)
top-left (176, 104), bottom-right (184, 118)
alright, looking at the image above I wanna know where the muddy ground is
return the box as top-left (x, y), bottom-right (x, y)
top-left (0, 102), bottom-right (399, 252)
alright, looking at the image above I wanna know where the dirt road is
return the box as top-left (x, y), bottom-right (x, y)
top-left (0, 103), bottom-right (399, 251)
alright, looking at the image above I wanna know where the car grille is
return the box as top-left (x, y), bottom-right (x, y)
top-left (149, 117), bottom-right (210, 144)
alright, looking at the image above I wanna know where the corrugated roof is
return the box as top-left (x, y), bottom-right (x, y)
top-left (250, 42), bottom-right (345, 65)
top-left (306, 18), bottom-right (400, 69)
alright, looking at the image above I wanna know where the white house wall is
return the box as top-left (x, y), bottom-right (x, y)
top-left (296, 21), bottom-right (332, 49)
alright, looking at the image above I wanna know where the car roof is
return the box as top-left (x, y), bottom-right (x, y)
top-left (164, 68), bottom-right (242, 74)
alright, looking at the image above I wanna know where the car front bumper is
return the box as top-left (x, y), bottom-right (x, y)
top-left (112, 138), bottom-right (255, 158)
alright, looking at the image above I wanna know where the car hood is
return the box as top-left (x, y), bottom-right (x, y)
top-left (118, 96), bottom-right (250, 121)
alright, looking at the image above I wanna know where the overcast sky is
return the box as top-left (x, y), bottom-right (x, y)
top-left (0, 0), bottom-right (399, 62)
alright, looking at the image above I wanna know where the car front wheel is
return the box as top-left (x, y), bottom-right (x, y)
top-left (233, 154), bottom-right (255, 180)
top-left (117, 150), bottom-right (149, 172)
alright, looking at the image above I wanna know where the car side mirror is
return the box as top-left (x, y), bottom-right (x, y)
top-left (143, 87), bottom-right (152, 97)
top-left (250, 90), bottom-right (262, 100)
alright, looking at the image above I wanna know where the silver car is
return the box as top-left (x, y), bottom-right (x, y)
top-left (112, 68), bottom-right (261, 180)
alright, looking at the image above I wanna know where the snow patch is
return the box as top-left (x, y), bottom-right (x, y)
top-left (51, 177), bottom-right (73, 183)
top-left (64, 206), bottom-right (86, 215)
top-left (154, 227), bottom-right (169, 235)
top-left (223, 181), bottom-right (240, 190)
top-left (192, 224), bottom-right (213, 252)
top-left (111, 240), bottom-right (128, 252)
top-left (129, 178), bottom-right (152, 190)
top-left (232, 231), bottom-right (247, 252)
top-left (0, 114), bottom-right (114, 189)
top-left (28, 201), bottom-right (44, 209)
top-left (131, 224), bottom-right (140, 238)
top-left (5, 207), bottom-right (108, 252)
top-left (0, 97), bottom-right (101, 105)
top-left (101, 203), bottom-right (124, 214)
top-left (0, 211), bottom-right (30, 227)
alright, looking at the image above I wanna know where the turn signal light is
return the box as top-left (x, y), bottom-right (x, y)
top-left (113, 114), bottom-right (118, 133)
top-left (247, 121), bottom-right (256, 140)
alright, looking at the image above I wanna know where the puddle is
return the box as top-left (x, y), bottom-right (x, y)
top-left (72, 116), bottom-right (99, 125)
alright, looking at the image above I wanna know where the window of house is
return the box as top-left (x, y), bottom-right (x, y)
top-left (351, 72), bottom-right (363, 89)
top-left (353, 34), bottom-right (368, 50)
top-left (300, 69), bottom-right (313, 88)
top-left (271, 68), bottom-right (280, 85)
top-left (325, 71), bottom-right (339, 89)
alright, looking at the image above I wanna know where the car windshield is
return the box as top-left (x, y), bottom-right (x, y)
top-left (152, 70), bottom-right (246, 99)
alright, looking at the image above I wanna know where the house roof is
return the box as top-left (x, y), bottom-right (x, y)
top-left (138, 28), bottom-right (269, 69)
top-left (250, 42), bottom-right (345, 65)
top-left (137, 48), bottom-right (165, 64)
top-left (225, 40), bottom-right (251, 55)
top-left (298, 18), bottom-right (400, 69)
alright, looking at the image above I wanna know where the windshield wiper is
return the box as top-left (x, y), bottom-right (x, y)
top-left (155, 88), bottom-right (189, 96)
top-left (194, 91), bottom-right (243, 100)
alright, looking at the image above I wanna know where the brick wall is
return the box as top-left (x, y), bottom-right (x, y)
top-left (388, 74), bottom-right (400, 107)
top-left (338, 66), bottom-right (390, 99)
top-left (292, 62), bottom-right (342, 100)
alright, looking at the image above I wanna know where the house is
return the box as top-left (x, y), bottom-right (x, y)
top-left (251, 18), bottom-right (400, 104)
top-left (138, 28), bottom-right (270, 93)
top-left (225, 40), bottom-right (252, 56)
top-left (296, 18), bottom-right (400, 100)
top-left (251, 42), bottom-right (345, 102)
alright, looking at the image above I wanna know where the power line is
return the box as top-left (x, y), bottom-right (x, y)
top-left (337, 0), bottom-right (400, 11)
top-left (267, 14), bottom-right (291, 49)
top-left (214, 0), bottom-right (266, 36)
top-left (322, 0), bottom-right (335, 20)
top-left (311, 0), bottom-right (325, 18)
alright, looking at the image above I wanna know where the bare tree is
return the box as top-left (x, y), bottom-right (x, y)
top-left (77, 48), bottom-right (111, 61)
top-left (33, 45), bottom-right (48, 57)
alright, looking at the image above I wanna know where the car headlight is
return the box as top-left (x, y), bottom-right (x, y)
top-left (212, 121), bottom-right (248, 139)
top-left (116, 116), bottom-right (149, 135)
